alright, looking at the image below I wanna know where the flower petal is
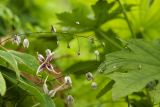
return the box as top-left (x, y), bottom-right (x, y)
top-left (48, 90), bottom-right (56, 97)
top-left (37, 53), bottom-right (45, 63)
top-left (45, 49), bottom-right (52, 57)
top-left (36, 63), bottom-right (45, 75)
top-left (45, 52), bottom-right (54, 62)
top-left (46, 63), bottom-right (54, 72)
top-left (46, 64), bottom-right (60, 74)
top-left (43, 83), bottom-right (49, 94)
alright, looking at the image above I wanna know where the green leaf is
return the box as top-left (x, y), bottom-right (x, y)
top-left (95, 29), bottom-right (122, 52)
top-left (92, 0), bottom-right (115, 27)
top-left (0, 66), bottom-right (55, 107)
top-left (0, 50), bottom-right (20, 77)
top-left (57, 8), bottom-right (95, 32)
top-left (92, 0), bottom-right (134, 27)
top-left (96, 80), bottom-right (115, 99)
top-left (0, 72), bottom-right (6, 96)
top-left (98, 39), bottom-right (160, 100)
top-left (150, 83), bottom-right (160, 104)
top-left (65, 60), bottom-right (100, 74)
top-left (8, 50), bottom-right (39, 74)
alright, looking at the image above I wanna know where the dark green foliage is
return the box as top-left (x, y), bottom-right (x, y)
top-left (65, 60), bottom-right (100, 74)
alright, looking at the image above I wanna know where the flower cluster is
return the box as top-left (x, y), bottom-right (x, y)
top-left (12, 35), bottom-right (29, 48)
top-left (86, 72), bottom-right (97, 89)
top-left (36, 49), bottom-right (74, 105)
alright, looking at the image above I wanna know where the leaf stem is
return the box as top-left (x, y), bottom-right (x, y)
top-left (117, 0), bottom-right (135, 38)
top-left (126, 96), bottom-right (130, 107)
top-left (96, 29), bottom-right (122, 49)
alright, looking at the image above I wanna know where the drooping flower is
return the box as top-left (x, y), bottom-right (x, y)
top-left (43, 76), bottom-right (49, 94)
top-left (66, 95), bottom-right (74, 105)
top-left (23, 38), bottom-right (29, 48)
top-left (36, 49), bottom-right (59, 75)
top-left (64, 75), bottom-right (72, 86)
top-left (86, 72), bottom-right (93, 81)
top-left (91, 81), bottom-right (97, 89)
top-left (12, 35), bottom-right (21, 45)
top-left (43, 76), bottom-right (64, 98)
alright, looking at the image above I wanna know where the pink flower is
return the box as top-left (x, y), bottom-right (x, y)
top-left (36, 49), bottom-right (59, 75)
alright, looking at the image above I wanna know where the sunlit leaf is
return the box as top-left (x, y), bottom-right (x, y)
top-left (0, 50), bottom-right (19, 77)
top-left (8, 50), bottom-right (39, 74)
top-left (98, 39), bottom-right (160, 100)
top-left (0, 72), bottom-right (6, 96)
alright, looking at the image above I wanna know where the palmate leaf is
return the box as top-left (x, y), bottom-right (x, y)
top-left (98, 39), bottom-right (160, 100)
top-left (57, 0), bottom-right (134, 32)
top-left (92, 0), bottom-right (115, 27)
top-left (0, 66), bottom-right (55, 107)
top-left (57, 8), bottom-right (95, 32)
top-left (113, 0), bottom-right (160, 39)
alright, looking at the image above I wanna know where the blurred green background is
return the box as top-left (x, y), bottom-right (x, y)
top-left (1, 0), bottom-right (160, 107)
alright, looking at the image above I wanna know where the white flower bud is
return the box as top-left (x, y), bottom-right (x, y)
top-left (94, 50), bottom-right (99, 56)
top-left (66, 95), bottom-right (74, 105)
top-left (45, 49), bottom-right (52, 57)
top-left (43, 76), bottom-right (49, 94)
top-left (86, 72), bottom-right (93, 81)
top-left (64, 76), bottom-right (72, 86)
top-left (37, 53), bottom-right (45, 63)
top-left (23, 38), bottom-right (29, 48)
top-left (91, 82), bottom-right (97, 89)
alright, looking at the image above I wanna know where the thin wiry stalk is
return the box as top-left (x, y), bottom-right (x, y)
top-left (117, 0), bottom-right (135, 38)
top-left (75, 35), bottom-right (80, 55)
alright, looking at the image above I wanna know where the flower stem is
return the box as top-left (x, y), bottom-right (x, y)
top-left (0, 37), bottom-right (12, 44)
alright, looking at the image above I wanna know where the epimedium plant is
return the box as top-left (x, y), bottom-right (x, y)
top-left (1, 0), bottom-right (160, 107)
top-left (0, 33), bottom-right (72, 107)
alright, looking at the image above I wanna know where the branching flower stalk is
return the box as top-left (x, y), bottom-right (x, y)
top-left (0, 27), bottom-right (102, 105)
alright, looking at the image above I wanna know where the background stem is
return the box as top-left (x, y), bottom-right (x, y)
top-left (117, 0), bottom-right (135, 38)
